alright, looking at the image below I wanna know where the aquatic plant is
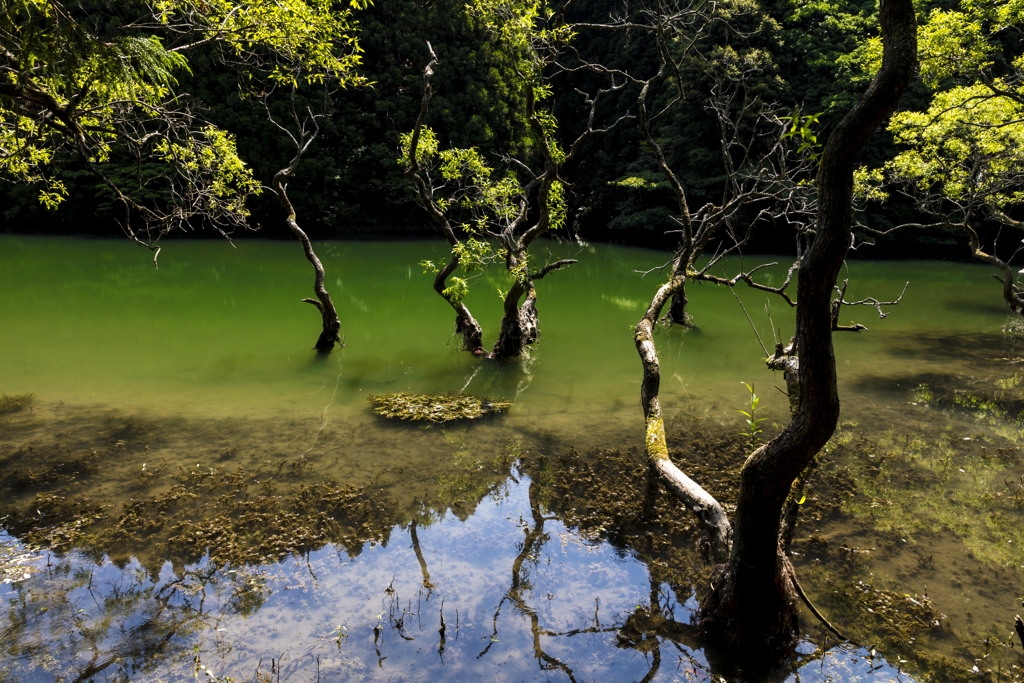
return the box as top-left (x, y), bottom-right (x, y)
top-left (913, 383), bottom-right (935, 404)
top-left (368, 392), bottom-right (511, 422)
top-left (736, 382), bottom-right (766, 449)
top-left (0, 392), bottom-right (34, 414)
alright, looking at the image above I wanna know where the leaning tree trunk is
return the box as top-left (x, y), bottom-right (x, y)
top-left (405, 48), bottom-right (487, 356)
top-left (698, 0), bottom-right (917, 659)
top-left (635, 275), bottom-right (734, 563)
top-left (272, 163), bottom-right (341, 353)
top-left (434, 255), bottom-right (486, 354)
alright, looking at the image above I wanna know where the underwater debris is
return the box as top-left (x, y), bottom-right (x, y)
top-left (0, 393), bottom-right (34, 414)
top-left (368, 392), bottom-right (512, 422)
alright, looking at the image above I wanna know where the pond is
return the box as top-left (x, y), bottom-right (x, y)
top-left (2, 235), bottom-right (1024, 682)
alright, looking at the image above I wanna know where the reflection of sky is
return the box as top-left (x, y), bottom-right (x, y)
top-left (1, 479), bottom-right (911, 683)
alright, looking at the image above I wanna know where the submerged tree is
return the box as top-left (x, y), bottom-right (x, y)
top-left (583, 1), bottom-right (809, 327)
top-left (245, 5), bottom-right (367, 353)
top-left (265, 94), bottom-right (345, 352)
top-left (634, 0), bottom-right (917, 663)
top-left (402, 1), bottom-right (631, 360)
top-left (1, 0), bottom-right (364, 349)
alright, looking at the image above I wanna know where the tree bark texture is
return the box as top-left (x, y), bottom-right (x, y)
top-left (667, 284), bottom-right (690, 326)
top-left (493, 281), bottom-right (538, 359)
top-left (433, 255), bottom-right (486, 354)
top-left (492, 259), bottom-right (575, 360)
top-left (699, 0), bottom-right (917, 658)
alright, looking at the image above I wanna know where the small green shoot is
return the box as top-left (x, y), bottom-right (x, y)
top-left (737, 382), bottom-right (767, 449)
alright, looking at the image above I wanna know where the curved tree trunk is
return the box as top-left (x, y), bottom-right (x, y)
top-left (273, 158), bottom-right (341, 353)
top-left (405, 48), bottom-right (487, 356)
top-left (434, 255), bottom-right (485, 354)
top-left (635, 275), bottom-right (734, 563)
top-left (699, 0), bottom-right (917, 659)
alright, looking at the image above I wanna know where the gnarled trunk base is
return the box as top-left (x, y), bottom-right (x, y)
top-left (455, 306), bottom-right (485, 355)
top-left (304, 298), bottom-right (342, 352)
top-left (493, 285), bottom-right (539, 360)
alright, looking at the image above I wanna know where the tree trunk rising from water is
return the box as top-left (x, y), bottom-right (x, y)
top-left (705, 0), bottom-right (917, 657)
top-left (404, 48), bottom-right (486, 355)
top-left (271, 123), bottom-right (342, 353)
top-left (635, 0), bottom-right (917, 665)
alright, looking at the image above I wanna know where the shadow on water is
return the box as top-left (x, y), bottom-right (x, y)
top-left (944, 298), bottom-right (1011, 317)
top-left (881, 331), bottom-right (1022, 362)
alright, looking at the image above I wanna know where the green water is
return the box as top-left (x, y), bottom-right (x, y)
top-left (2, 235), bottom-right (1024, 682)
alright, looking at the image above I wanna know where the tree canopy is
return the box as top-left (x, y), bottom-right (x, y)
top-left (0, 0), bottom-right (365, 250)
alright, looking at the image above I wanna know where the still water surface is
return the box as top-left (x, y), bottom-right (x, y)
top-left (1, 236), bottom-right (1023, 681)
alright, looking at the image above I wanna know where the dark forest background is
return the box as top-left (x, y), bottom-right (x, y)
top-left (0, 0), bottom-right (1000, 258)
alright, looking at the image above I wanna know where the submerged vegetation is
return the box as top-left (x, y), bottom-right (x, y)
top-left (368, 392), bottom-right (512, 422)
top-left (6, 357), bottom-right (1024, 680)
top-left (0, 393), bottom-right (34, 414)
top-left (0, 534), bottom-right (38, 586)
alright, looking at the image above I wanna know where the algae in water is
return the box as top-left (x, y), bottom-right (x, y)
top-left (368, 392), bottom-right (511, 422)
top-left (0, 393), bottom-right (34, 414)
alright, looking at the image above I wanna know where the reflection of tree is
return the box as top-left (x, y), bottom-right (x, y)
top-left (0, 405), bottom-right (515, 577)
top-left (0, 556), bottom-right (252, 682)
top-left (478, 479), bottom-right (580, 680)
top-left (409, 520), bottom-right (436, 595)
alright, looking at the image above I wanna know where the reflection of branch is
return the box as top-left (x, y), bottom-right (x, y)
top-left (478, 480), bottom-right (577, 681)
top-left (409, 521), bottom-right (435, 594)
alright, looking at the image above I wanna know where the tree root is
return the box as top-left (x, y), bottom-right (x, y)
top-left (787, 564), bottom-right (853, 644)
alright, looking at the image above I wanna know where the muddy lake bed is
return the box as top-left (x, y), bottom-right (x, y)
top-left (3, 236), bottom-right (1024, 682)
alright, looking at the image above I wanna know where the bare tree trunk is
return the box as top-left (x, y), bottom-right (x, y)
top-left (699, 0), bottom-right (917, 658)
top-left (272, 153), bottom-right (341, 353)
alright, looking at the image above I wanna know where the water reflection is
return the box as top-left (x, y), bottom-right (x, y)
top-left (1, 474), bottom-right (915, 683)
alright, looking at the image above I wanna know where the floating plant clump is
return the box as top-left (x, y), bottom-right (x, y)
top-left (368, 392), bottom-right (512, 422)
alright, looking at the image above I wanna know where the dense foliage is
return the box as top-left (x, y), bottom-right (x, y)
top-left (1, 0), bottom-right (1022, 257)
